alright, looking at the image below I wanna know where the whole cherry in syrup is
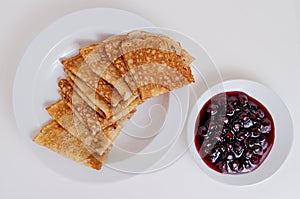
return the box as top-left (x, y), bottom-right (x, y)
top-left (195, 91), bottom-right (275, 174)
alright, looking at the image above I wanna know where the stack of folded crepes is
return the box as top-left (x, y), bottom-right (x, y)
top-left (33, 30), bottom-right (195, 170)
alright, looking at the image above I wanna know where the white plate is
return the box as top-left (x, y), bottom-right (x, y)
top-left (187, 79), bottom-right (294, 185)
top-left (13, 8), bottom-right (192, 180)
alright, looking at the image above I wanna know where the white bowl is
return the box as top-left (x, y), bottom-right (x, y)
top-left (187, 79), bottom-right (293, 185)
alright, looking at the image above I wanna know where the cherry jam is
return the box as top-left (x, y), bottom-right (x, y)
top-left (195, 91), bottom-right (274, 174)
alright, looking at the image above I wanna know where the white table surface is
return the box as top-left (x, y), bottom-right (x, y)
top-left (1, 0), bottom-right (299, 198)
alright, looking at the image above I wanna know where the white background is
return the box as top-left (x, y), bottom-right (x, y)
top-left (1, 0), bottom-right (299, 198)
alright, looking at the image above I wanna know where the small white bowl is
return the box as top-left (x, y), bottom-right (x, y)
top-left (187, 79), bottom-right (293, 185)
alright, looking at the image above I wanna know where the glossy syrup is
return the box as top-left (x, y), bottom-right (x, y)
top-left (195, 91), bottom-right (275, 174)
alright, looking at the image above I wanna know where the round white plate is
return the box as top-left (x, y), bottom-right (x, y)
top-left (13, 8), bottom-right (192, 180)
top-left (187, 79), bottom-right (294, 185)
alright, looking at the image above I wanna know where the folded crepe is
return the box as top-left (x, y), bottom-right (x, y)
top-left (64, 70), bottom-right (140, 118)
top-left (46, 99), bottom-right (134, 157)
top-left (61, 54), bottom-right (122, 106)
top-left (58, 77), bottom-right (140, 124)
top-left (79, 42), bottom-right (132, 101)
top-left (80, 35), bottom-right (139, 95)
top-left (120, 31), bottom-right (195, 99)
top-left (33, 120), bottom-right (108, 170)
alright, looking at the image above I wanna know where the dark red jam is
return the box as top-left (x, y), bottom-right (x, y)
top-left (195, 91), bottom-right (274, 174)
